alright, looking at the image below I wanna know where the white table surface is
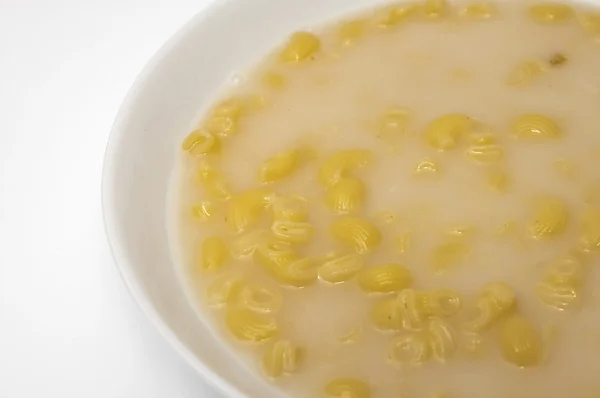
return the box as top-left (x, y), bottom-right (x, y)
top-left (0, 1), bottom-right (222, 396)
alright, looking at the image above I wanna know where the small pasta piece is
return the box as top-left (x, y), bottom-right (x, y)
top-left (225, 306), bottom-right (278, 343)
top-left (259, 150), bottom-right (299, 183)
top-left (428, 318), bottom-right (456, 361)
top-left (466, 134), bottom-right (504, 164)
top-left (376, 107), bottom-right (411, 145)
top-left (358, 263), bottom-right (413, 294)
top-left (213, 97), bottom-right (243, 119)
top-left (388, 333), bottom-right (431, 366)
top-left (465, 282), bottom-right (516, 331)
top-left (325, 178), bottom-right (366, 215)
top-left (511, 114), bottom-right (562, 140)
top-left (545, 252), bottom-right (585, 286)
top-left (581, 207), bottom-right (600, 251)
top-left (319, 254), bottom-right (365, 284)
top-left (324, 378), bottom-right (371, 398)
top-left (226, 189), bottom-right (271, 234)
top-left (230, 229), bottom-right (271, 260)
top-left (261, 72), bottom-right (286, 89)
top-left (529, 196), bottom-right (568, 239)
top-left (339, 19), bottom-right (367, 45)
top-left (528, 3), bottom-right (573, 24)
top-left (197, 163), bottom-right (232, 200)
top-left (271, 219), bottom-right (314, 244)
top-left (272, 194), bottom-right (309, 222)
top-left (254, 240), bottom-right (298, 270)
top-left (425, 114), bottom-right (472, 151)
top-left (377, 4), bottom-right (418, 27)
top-left (485, 169), bottom-right (510, 193)
top-left (536, 282), bottom-right (578, 310)
top-left (499, 316), bottom-right (543, 368)
top-left (372, 299), bottom-right (403, 331)
top-left (330, 217), bottom-right (382, 254)
top-left (459, 2), bottom-right (498, 19)
top-left (414, 158), bottom-right (440, 177)
top-left (432, 241), bottom-right (470, 272)
top-left (200, 236), bottom-right (229, 271)
top-left (205, 115), bottom-right (238, 137)
top-left (319, 149), bottom-right (373, 187)
top-left (396, 289), bottom-right (429, 331)
top-left (205, 272), bottom-right (244, 306)
top-left (239, 285), bottom-right (283, 314)
top-left (420, 0), bottom-right (448, 19)
top-left (182, 129), bottom-right (220, 156)
top-left (506, 61), bottom-right (545, 87)
top-left (191, 201), bottom-right (215, 221)
top-left (280, 31), bottom-right (321, 63)
top-left (262, 340), bottom-right (302, 378)
top-left (425, 289), bottom-right (462, 317)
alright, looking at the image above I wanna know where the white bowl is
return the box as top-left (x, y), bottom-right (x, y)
top-left (101, 0), bottom-right (599, 396)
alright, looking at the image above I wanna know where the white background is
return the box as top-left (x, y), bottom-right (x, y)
top-left (0, 1), bottom-right (221, 396)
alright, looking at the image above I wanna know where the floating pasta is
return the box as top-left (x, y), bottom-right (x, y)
top-left (319, 254), bottom-right (365, 283)
top-left (205, 272), bottom-right (244, 306)
top-left (272, 194), bottom-right (309, 222)
top-left (230, 229), bottom-right (271, 260)
top-left (280, 31), bottom-right (321, 63)
top-left (261, 72), bottom-right (286, 89)
top-left (357, 263), bottom-right (413, 294)
top-left (271, 219), bottom-right (314, 244)
top-left (225, 306), bottom-right (278, 343)
top-left (536, 282), bottom-right (578, 310)
top-left (191, 201), bottom-right (216, 222)
top-left (213, 97), bottom-right (243, 119)
top-left (499, 315), bottom-right (543, 368)
top-left (511, 114), bottom-right (562, 140)
top-left (545, 252), bottom-right (585, 286)
top-left (485, 169), bottom-right (510, 193)
top-left (377, 4), bottom-right (418, 27)
top-left (414, 158), bottom-right (440, 177)
top-left (200, 236), bottom-right (229, 271)
top-left (324, 378), bottom-right (371, 398)
top-left (432, 241), bottom-right (471, 272)
top-left (197, 162), bottom-right (232, 200)
top-left (372, 299), bottom-right (403, 331)
top-left (339, 19), bottom-right (367, 45)
top-left (428, 318), bottom-right (456, 361)
top-left (397, 289), bottom-right (429, 331)
top-left (425, 114), bottom-right (472, 151)
top-left (460, 2), bottom-right (498, 19)
top-left (425, 289), bottom-right (463, 317)
top-left (420, 0), bottom-right (448, 19)
top-left (254, 240), bottom-right (298, 270)
top-left (388, 333), bottom-right (431, 366)
top-left (259, 149), bottom-right (299, 183)
top-left (204, 115), bottom-right (238, 137)
top-left (262, 340), bottom-right (302, 378)
top-left (325, 178), bottom-right (366, 214)
top-left (226, 189), bottom-right (272, 234)
top-left (318, 149), bottom-right (373, 187)
top-left (330, 217), bottom-right (382, 253)
top-left (466, 134), bottom-right (504, 164)
top-left (529, 196), bottom-right (568, 239)
top-left (181, 129), bottom-right (220, 156)
top-left (239, 285), bottom-right (283, 314)
top-left (528, 3), bottom-right (573, 24)
top-left (376, 107), bottom-right (411, 145)
top-left (506, 61), bottom-right (545, 87)
top-left (465, 282), bottom-right (516, 331)
top-left (254, 242), bottom-right (320, 287)
top-left (581, 207), bottom-right (600, 251)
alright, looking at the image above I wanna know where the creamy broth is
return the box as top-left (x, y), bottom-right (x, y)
top-left (173, 1), bottom-right (600, 397)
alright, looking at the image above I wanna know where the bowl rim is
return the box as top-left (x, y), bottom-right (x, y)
top-left (100, 2), bottom-right (246, 397)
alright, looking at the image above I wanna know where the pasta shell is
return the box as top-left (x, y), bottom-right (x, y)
top-left (239, 285), bottom-right (283, 314)
top-left (182, 129), bottom-right (220, 156)
top-left (271, 220), bottom-right (314, 244)
top-left (427, 318), bottom-right (456, 361)
top-left (536, 282), bottom-right (578, 310)
top-left (425, 114), bottom-right (472, 151)
top-left (200, 236), bottom-right (229, 271)
top-left (197, 162), bottom-right (232, 200)
top-left (529, 196), bottom-right (568, 239)
top-left (460, 2), bottom-right (498, 19)
top-left (499, 316), bottom-right (543, 368)
top-left (230, 230), bottom-right (271, 261)
top-left (318, 149), bottom-right (372, 187)
top-left (226, 189), bottom-right (271, 234)
top-left (225, 306), bottom-right (278, 343)
top-left (205, 272), bottom-right (244, 306)
top-left (357, 263), bottom-right (413, 294)
top-left (330, 217), bottom-right (382, 254)
top-left (511, 114), bottom-right (562, 140)
top-left (324, 378), bottom-right (371, 398)
top-left (259, 150), bottom-right (299, 183)
top-left (280, 31), bottom-right (321, 63)
top-left (319, 254), bottom-right (365, 283)
top-left (262, 340), bottom-right (302, 378)
top-left (388, 333), bottom-right (430, 366)
top-left (528, 3), bottom-right (572, 24)
top-left (325, 178), bottom-right (366, 215)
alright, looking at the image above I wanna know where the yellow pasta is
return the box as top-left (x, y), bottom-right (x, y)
top-left (528, 3), bottom-right (573, 24)
top-left (529, 196), bottom-right (568, 239)
top-left (225, 306), bottom-right (278, 343)
top-left (396, 289), bottom-right (429, 331)
top-left (427, 318), bottom-right (456, 361)
top-left (182, 129), bottom-right (220, 156)
top-left (339, 19), bottom-right (367, 45)
top-left (388, 333), bottom-right (431, 366)
top-left (377, 3), bottom-right (418, 27)
top-left (213, 97), bottom-right (243, 119)
top-left (230, 229), bottom-right (271, 260)
top-left (280, 31), bottom-right (321, 63)
top-left (432, 241), bottom-right (470, 272)
top-left (460, 2), bottom-right (498, 19)
top-left (545, 252), bottom-right (585, 286)
top-left (254, 240), bottom-right (298, 270)
top-left (581, 207), bottom-right (600, 251)
top-left (261, 72), bottom-right (286, 89)
top-left (271, 219), bottom-right (314, 244)
top-left (262, 340), bottom-right (302, 378)
top-left (324, 378), bottom-right (371, 398)
top-left (239, 285), bottom-right (283, 314)
top-left (319, 254), bottom-right (365, 283)
top-left (191, 201), bottom-right (215, 222)
top-left (330, 217), bottom-right (382, 253)
top-left (357, 263), bottom-right (413, 294)
top-left (425, 289), bottom-right (462, 317)
top-left (506, 60), bottom-right (545, 87)
top-left (200, 236), bottom-right (229, 271)
top-left (226, 189), bottom-right (271, 233)
top-left (318, 149), bottom-right (373, 187)
top-left (205, 272), bottom-right (244, 306)
top-left (259, 149), bottom-right (299, 183)
top-left (499, 316), bottom-right (543, 368)
top-left (420, 0), bottom-right (448, 19)
top-left (372, 299), bottom-right (403, 331)
top-left (376, 107), bottom-right (411, 145)
top-left (272, 194), bottom-right (309, 222)
top-left (325, 178), bottom-right (366, 215)
top-left (204, 115), bottom-right (239, 137)
top-left (536, 282), bottom-right (578, 310)
top-left (511, 114), bottom-right (562, 140)
top-left (465, 282), bottom-right (516, 331)
top-left (466, 134), bottom-right (504, 164)
top-left (425, 114), bottom-right (472, 151)
top-left (577, 11), bottom-right (600, 40)
top-left (414, 158), bottom-right (440, 177)
top-left (197, 162), bottom-right (232, 200)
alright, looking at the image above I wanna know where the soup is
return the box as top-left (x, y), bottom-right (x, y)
top-left (172, 1), bottom-right (600, 397)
